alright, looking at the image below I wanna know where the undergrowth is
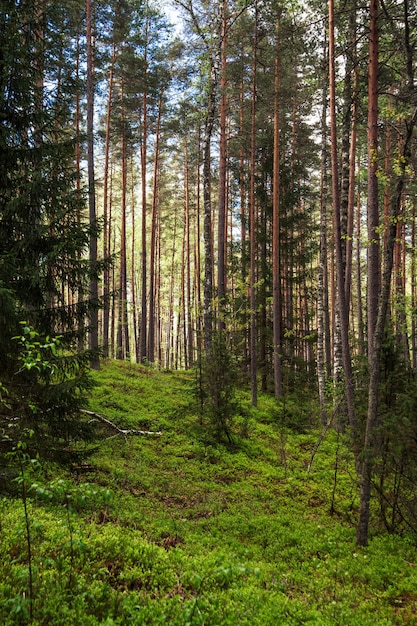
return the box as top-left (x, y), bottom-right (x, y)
top-left (1, 360), bottom-right (416, 625)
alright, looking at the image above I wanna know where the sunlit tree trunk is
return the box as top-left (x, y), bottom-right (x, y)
top-left (102, 43), bottom-right (117, 357)
top-left (148, 94), bottom-right (163, 363)
top-left (130, 158), bottom-right (139, 363)
top-left (166, 209), bottom-right (178, 368)
top-left (184, 140), bottom-right (194, 366)
top-left (202, 59), bottom-right (216, 348)
top-left (195, 125), bottom-right (203, 357)
top-left (116, 90), bottom-right (130, 360)
top-left (86, 0), bottom-right (99, 368)
top-left (139, 17), bottom-right (149, 362)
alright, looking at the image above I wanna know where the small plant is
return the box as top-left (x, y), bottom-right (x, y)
top-left (194, 333), bottom-right (241, 443)
top-left (8, 435), bottom-right (41, 623)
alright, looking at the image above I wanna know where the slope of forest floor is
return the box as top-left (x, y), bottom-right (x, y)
top-left (1, 360), bottom-right (417, 625)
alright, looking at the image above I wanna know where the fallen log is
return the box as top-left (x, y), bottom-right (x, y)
top-left (82, 410), bottom-right (162, 437)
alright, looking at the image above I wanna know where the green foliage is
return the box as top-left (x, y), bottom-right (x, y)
top-left (0, 323), bottom-right (95, 478)
top-left (0, 0), bottom-right (107, 471)
top-left (193, 333), bottom-right (243, 443)
top-left (1, 362), bottom-right (417, 625)
top-left (273, 393), bottom-right (317, 433)
top-left (373, 338), bottom-right (417, 534)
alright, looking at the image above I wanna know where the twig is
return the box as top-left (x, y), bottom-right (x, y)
top-left (81, 410), bottom-right (161, 436)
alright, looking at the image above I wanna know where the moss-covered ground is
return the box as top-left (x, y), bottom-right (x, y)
top-left (1, 360), bottom-right (417, 624)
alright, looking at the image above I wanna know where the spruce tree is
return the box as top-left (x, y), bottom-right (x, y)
top-left (0, 0), bottom-right (101, 465)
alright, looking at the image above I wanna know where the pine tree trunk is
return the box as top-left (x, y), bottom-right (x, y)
top-left (356, 173), bottom-right (365, 354)
top-left (131, 158), bottom-right (139, 362)
top-left (148, 94), bottom-right (162, 364)
top-left (139, 19), bottom-right (149, 362)
top-left (357, 111), bottom-right (416, 545)
top-left (366, 0), bottom-right (380, 358)
top-left (166, 209), bottom-right (178, 369)
top-left (249, 3), bottom-right (258, 407)
top-left (345, 5), bottom-right (358, 312)
top-left (317, 37), bottom-right (330, 422)
top-left (86, 0), bottom-right (99, 368)
top-left (102, 43), bottom-right (116, 358)
top-left (116, 93), bottom-right (129, 360)
top-left (329, 0), bottom-right (358, 453)
top-left (202, 61), bottom-right (216, 349)
top-left (184, 140), bottom-right (194, 366)
top-left (239, 72), bottom-right (249, 372)
top-left (217, 0), bottom-right (227, 331)
top-left (412, 201), bottom-right (417, 369)
top-left (272, 17), bottom-right (282, 398)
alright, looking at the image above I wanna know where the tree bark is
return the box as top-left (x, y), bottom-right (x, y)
top-left (272, 17), bottom-right (282, 399)
top-left (357, 107), bottom-right (417, 545)
top-left (249, 3), bottom-right (258, 407)
top-left (217, 0), bottom-right (227, 332)
top-left (139, 16), bottom-right (149, 363)
top-left (329, 0), bottom-right (358, 453)
top-left (102, 43), bottom-right (117, 358)
top-left (148, 94), bottom-right (163, 364)
top-left (116, 89), bottom-right (129, 360)
top-left (86, 0), bottom-right (99, 369)
top-left (366, 0), bottom-right (380, 357)
top-left (317, 36), bottom-right (329, 422)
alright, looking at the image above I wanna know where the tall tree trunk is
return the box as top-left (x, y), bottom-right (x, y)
top-left (317, 36), bottom-right (329, 422)
top-left (131, 157), bottom-right (139, 363)
top-left (329, 0), bottom-right (358, 452)
top-left (356, 165), bottom-right (365, 354)
top-left (102, 43), bottom-right (116, 358)
top-left (239, 71), bottom-right (249, 372)
top-left (139, 17), bottom-right (149, 362)
top-left (166, 209), bottom-right (178, 369)
top-left (202, 60), bottom-right (217, 348)
top-left (195, 125), bottom-right (203, 358)
top-left (86, 0), bottom-right (99, 369)
top-left (148, 94), bottom-right (162, 363)
top-left (75, 33), bottom-right (85, 351)
top-left (184, 139), bottom-right (194, 366)
top-left (345, 2), bottom-right (358, 312)
top-left (116, 92), bottom-right (129, 360)
top-left (217, 0), bottom-right (227, 332)
top-left (412, 200), bottom-right (417, 369)
top-left (366, 0), bottom-right (380, 357)
top-left (272, 17), bottom-right (282, 398)
top-left (357, 106), bottom-right (417, 546)
top-left (249, 3), bottom-right (258, 407)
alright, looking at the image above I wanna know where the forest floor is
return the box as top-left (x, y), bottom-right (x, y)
top-left (1, 360), bottom-right (417, 625)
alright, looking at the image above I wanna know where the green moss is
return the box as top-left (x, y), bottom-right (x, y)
top-left (1, 361), bottom-right (416, 625)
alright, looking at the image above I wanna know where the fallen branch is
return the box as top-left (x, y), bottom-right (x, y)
top-left (82, 410), bottom-right (162, 437)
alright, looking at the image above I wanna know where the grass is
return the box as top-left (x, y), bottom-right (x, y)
top-left (1, 359), bottom-right (417, 624)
